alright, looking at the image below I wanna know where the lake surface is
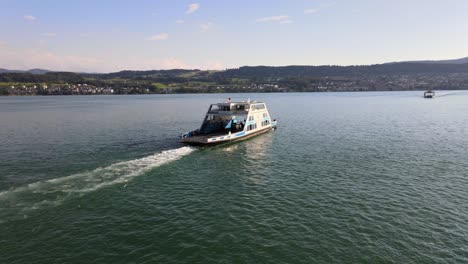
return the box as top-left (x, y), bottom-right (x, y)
top-left (1, 92), bottom-right (468, 263)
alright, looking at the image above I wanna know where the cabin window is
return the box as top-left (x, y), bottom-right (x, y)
top-left (261, 120), bottom-right (270, 126)
top-left (247, 123), bottom-right (257, 131)
top-left (212, 105), bottom-right (231, 111)
top-left (206, 114), bottom-right (214, 121)
top-left (263, 113), bottom-right (268, 118)
top-left (253, 104), bottom-right (265, 110)
top-left (248, 116), bottom-right (254, 121)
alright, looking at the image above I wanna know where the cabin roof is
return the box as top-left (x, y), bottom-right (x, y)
top-left (214, 101), bottom-right (263, 106)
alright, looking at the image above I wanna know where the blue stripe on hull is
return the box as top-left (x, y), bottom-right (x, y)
top-left (235, 132), bottom-right (246, 137)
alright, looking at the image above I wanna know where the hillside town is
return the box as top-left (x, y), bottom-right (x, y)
top-left (1, 73), bottom-right (468, 96)
top-left (2, 84), bottom-right (149, 95)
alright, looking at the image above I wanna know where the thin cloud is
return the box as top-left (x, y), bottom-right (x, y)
top-left (304, 8), bottom-right (318, 14)
top-left (280, 20), bottom-right (293, 24)
top-left (24, 15), bottom-right (36, 21)
top-left (42, 32), bottom-right (57, 37)
top-left (255, 15), bottom-right (289, 23)
top-left (112, 58), bottom-right (225, 71)
top-left (147, 33), bottom-right (169, 41)
top-left (0, 49), bottom-right (103, 72)
top-left (0, 48), bottom-right (225, 72)
top-left (320, 2), bottom-right (335, 7)
top-left (186, 3), bottom-right (200, 14)
top-left (200, 22), bottom-right (213, 32)
top-left (176, 20), bottom-right (185, 24)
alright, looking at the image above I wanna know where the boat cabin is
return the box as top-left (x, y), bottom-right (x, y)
top-left (180, 100), bottom-right (276, 145)
top-left (200, 102), bottom-right (259, 134)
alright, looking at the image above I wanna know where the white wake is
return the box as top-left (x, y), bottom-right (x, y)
top-left (0, 146), bottom-right (195, 222)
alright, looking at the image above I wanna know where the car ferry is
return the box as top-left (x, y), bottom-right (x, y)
top-left (180, 99), bottom-right (277, 145)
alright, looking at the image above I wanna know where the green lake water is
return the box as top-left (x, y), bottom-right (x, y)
top-left (1, 92), bottom-right (468, 263)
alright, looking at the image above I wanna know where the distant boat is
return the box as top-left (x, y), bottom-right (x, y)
top-left (424, 90), bottom-right (435, 98)
top-left (180, 100), bottom-right (277, 145)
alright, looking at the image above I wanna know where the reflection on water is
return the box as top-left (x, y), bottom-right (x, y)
top-left (220, 144), bottom-right (239, 153)
top-left (244, 131), bottom-right (274, 160)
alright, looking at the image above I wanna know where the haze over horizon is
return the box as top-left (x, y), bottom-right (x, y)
top-left (1, 0), bottom-right (468, 73)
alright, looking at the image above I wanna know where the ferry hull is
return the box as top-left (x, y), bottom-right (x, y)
top-left (181, 126), bottom-right (275, 146)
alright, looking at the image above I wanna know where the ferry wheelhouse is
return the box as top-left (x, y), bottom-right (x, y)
top-left (180, 100), bottom-right (277, 145)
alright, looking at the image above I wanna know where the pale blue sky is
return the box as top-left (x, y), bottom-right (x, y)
top-left (1, 0), bottom-right (468, 72)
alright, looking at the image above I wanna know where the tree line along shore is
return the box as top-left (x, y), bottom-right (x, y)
top-left (2, 63), bottom-right (468, 95)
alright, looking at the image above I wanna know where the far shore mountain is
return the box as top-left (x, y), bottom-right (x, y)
top-left (0, 68), bottom-right (50, 74)
top-left (2, 56), bottom-right (468, 95)
top-left (1, 56), bottom-right (468, 75)
top-left (386, 56), bottom-right (468, 65)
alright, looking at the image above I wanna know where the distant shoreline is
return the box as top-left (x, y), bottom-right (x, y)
top-left (2, 63), bottom-right (468, 96)
top-left (1, 88), bottom-right (467, 97)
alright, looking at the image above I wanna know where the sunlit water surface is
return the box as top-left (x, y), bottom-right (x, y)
top-left (1, 92), bottom-right (468, 263)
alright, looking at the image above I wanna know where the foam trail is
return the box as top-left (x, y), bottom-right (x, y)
top-left (0, 147), bottom-right (195, 222)
top-left (434, 91), bottom-right (468, 97)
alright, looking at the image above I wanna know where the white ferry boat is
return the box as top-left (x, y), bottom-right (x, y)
top-left (424, 90), bottom-right (435, 98)
top-left (180, 99), bottom-right (277, 145)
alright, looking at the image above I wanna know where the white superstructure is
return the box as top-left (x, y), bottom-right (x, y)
top-left (180, 100), bottom-right (277, 145)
